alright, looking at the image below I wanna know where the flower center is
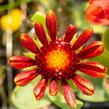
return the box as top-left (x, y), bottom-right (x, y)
top-left (45, 48), bottom-right (70, 71)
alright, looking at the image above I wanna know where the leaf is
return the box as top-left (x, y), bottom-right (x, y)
top-left (31, 12), bottom-right (46, 28)
top-left (91, 25), bottom-right (106, 34)
top-left (48, 92), bottom-right (83, 109)
top-left (102, 28), bottom-right (109, 52)
top-left (11, 77), bottom-right (51, 109)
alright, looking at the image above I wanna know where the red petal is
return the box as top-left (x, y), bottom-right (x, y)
top-left (72, 28), bottom-right (93, 51)
top-left (20, 33), bottom-right (39, 54)
top-left (62, 82), bottom-right (76, 109)
top-left (34, 22), bottom-right (48, 45)
top-left (64, 25), bottom-right (76, 43)
top-left (49, 80), bottom-right (58, 96)
top-left (46, 10), bottom-right (57, 41)
top-left (73, 74), bottom-right (94, 95)
top-left (34, 78), bottom-right (47, 100)
top-left (9, 56), bottom-right (35, 69)
top-left (14, 70), bottom-right (37, 86)
top-left (78, 62), bottom-right (107, 78)
top-left (78, 41), bottom-right (104, 59)
top-left (89, 0), bottom-right (94, 4)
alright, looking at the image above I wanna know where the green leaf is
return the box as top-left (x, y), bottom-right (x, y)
top-left (11, 77), bottom-right (51, 109)
top-left (31, 12), bottom-right (46, 28)
top-left (102, 27), bottom-right (109, 52)
top-left (66, 79), bottom-right (76, 91)
top-left (91, 25), bottom-right (106, 34)
top-left (48, 92), bottom-right (83, 109)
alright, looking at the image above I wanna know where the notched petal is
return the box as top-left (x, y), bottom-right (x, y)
top-left (14, 70), bottom-right (37, 86)
top-left (9, 56), bottom-right (35, 69)
top-left (78, 62), bottom-right (107, 78)
top-left (46, 10), bottom-right (57, 41)
top-left (20, 33), bottom-right (39, 54)
top-left (78, 41), bottom-right (104, 59)
top-left (49, 79), bottom-right (58, 96)
top-left (64, 25), bottom-right (76, 43)
top-left (34, 78), bottom-right (47, 100)
top-left (34, 22), bottom-right (48, 45)
top-left (73, 74), bottom-right (94, 95)
top-left (62, 81), bottom-right (76, 109)
top-left (72, 28), bottom-right (93, 51)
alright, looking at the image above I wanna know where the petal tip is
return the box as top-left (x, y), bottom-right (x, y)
top-left (47, 10), bottom-right (55, 16)
top-left (87, 28), bottom-right (93, 34)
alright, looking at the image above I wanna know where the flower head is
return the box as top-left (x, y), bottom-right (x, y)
top-left (86, 0), bottom-right (109, 25)
top-left (9, 10), bottom-right (107, 108)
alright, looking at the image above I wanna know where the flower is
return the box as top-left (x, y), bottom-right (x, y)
top-left (0, 9), bottom-right (22, 31)
top-left (9, 10), bottom-right (107, 108)
top-left (86, 0), bottom-right (109, 25)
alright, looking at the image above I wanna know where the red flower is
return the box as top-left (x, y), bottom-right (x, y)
top-left (9, 10), bottom-right (107, 108)
top-left (86, 0), bottom-right (109, 25)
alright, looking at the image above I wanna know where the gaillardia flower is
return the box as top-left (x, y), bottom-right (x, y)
top-left (9, 11), bottom-right (107, 108)
top-left (86, 0), bottom-right (109, 25)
